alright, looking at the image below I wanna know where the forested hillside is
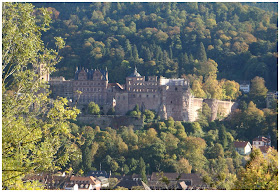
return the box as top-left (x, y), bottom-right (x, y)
top-left (34, 2), bottom-right (277, 91)
top-left (2, 2), bottom-right (278, 190)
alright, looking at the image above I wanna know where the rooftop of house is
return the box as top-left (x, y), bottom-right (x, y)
top-left (253, 136), bottom-right (271, 142)
top-left (234, 141), bottom-right (251, 148)
top-left (87, 170), bottom-right (108, 178)
top-left (114, 179), bottom-right (143, 189)
top-left (24, 174), bottom-right (100, 189)
top-left (150, 172), bottom-right (205, 187)
top-left (259, 146), bottom-right (272, 153)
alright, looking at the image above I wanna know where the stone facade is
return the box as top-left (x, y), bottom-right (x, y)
top-left (49, 67), bottom-right (236, 122)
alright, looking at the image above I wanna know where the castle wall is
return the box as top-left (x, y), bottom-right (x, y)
top-left (188, 98), bottom-right (204, 122)
top-left (127, 92), bottom-right (161, 112)
top-left (49, 78), bottom-right (73, 99)
top-left (204, 99), bottom-right (237, 121)
top-left (115, 92), bottom-right (129, 115)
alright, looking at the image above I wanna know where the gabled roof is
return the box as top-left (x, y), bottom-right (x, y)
top-left (234, 141), bottom-right (251, 148)
top-left (74, 67), bottom-right (108, 80)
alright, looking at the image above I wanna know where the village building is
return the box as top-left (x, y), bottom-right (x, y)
top-left (233, 141), bottom-right (252, 155)
top-left (266, 91), bottom-right (278, 108)
top-left (258, 146), bottom-right (272, 157)
top-left (49, 67), bottom-right (237, 122)
top-left (252, 136), bottom-right (271, 149)
top-left (239, 81), bottom-right (250, 93)
top-left (23, 174), bottom-right (101, 190)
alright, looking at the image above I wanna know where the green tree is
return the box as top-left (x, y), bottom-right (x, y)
top-left (139, 157), bottom-right (147, 183)
top-left (192, 80), bottom-right (207, 98)
top-left (197, 42), bottom-right (207, 62)
top-left (250, 76), bottom-right (268, 98)
top-left (234, 148), bottom-right (278, 190)
top-left (88, 102), bottom-right (100, 115)
top-left (175, 158), bottom-right (192, 174)
top-left (2, 3), bottom-right (80, 189)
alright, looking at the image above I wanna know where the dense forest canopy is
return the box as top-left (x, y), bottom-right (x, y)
top-left (33, 2), bottom-right (278, 90)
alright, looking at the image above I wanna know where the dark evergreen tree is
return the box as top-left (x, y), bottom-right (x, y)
top-left (197, 42), bottom-right (207, 62)
top-left (219, 124), bottom-right (228, 149)
top-left (139, 157), bottom-right (147, 183)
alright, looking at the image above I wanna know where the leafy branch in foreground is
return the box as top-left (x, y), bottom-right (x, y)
top-left (2, 2), bottom-right (79, 189)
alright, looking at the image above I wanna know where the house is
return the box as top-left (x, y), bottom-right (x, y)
top-left (23, 174), bottom-right (101, 190)
top-left (259, 146), bottom-right (272, 157)
top-left (87, 171), bottom-right (109, 188)
top-left (113, 174), bottom-right (151, 190)
top-left (148, 172), bottom-right (208, 190)
top-left (252, 136), bottom-right (271, 149)
top-left (66, 176), bottom-right (101, 190)
top-left (113, 176), bottom-right (143, 190)
top-left (239, 82), bottom-right (250, 93)
top-left (234, 141), bottom-right (252, 155)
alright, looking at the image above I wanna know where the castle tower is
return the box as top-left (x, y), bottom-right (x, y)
top-left (39, 63), bottom-right (50, 82)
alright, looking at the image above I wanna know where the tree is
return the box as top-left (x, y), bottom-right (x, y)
top-left (222, 79), bottom-right (241, 100)
top-left (203, 75), bottom-right (224, 99)
top-left (144, 110), bottom-right (155, 121)
top-left (192, 80), bottom-right (207, 98)
top-left (88, 101), bottom-right (100, 115)
top-left (249, 76), bottom-right (268, 107)
top-left (175, 158), bottom-right (192, 174)
top-left (234, 148), bottom-right (278, 190)
top-left (2, 3), bottom-right (80, 189)
top-left (139, 157), bottom-right (147, 183)
top-left (197, 42), bottom-right (207, 62)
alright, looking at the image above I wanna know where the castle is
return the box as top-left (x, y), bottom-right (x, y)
top-left (49, 67), bottom-right (237, 122)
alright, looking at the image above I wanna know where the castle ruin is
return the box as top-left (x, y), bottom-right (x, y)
top-left (49, 67), bottom-right (237, 122)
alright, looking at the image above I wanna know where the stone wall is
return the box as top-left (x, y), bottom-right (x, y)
top-left (204, 99), bottom-right (237, 121)
top-left (77, 115), bottom-right (144, 129)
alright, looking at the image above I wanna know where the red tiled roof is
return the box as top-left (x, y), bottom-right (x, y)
top-left (234, 141), bottom-right (250, 148)
top-left (259, 146), bottom-right (271, 153)
top-left (253, 136), bottom-right (270, 142)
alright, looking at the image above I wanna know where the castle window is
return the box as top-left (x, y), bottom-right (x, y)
top-left (133, 94), bottom-right (135, 98)
top-left (123, 96), bottom-right (125, 100)
top-left (153, 95), bottom-right (155, 98)
top-left (171, 101), bottom-right (172, 103)
top-left (146, 95), bottom-right (149, 98)
top-left (175, 87), bottom-right (178, 91)
top-left (139, 95), bottom-right (141, 98)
